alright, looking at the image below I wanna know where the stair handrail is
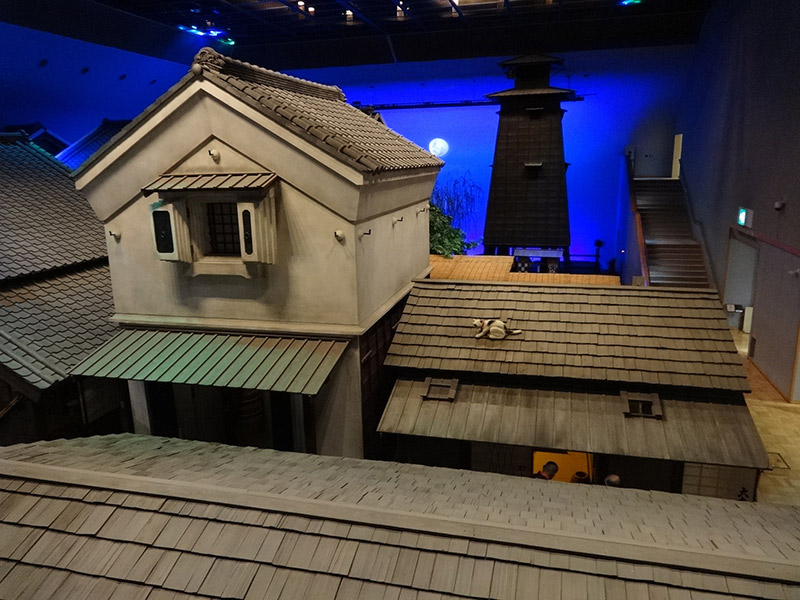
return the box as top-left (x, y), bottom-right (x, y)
top-left (0, 394), bottom-right (23, 423)
top-left (626, 156), bottom-right (650, 286)
top-left (678, 161), bottom-right (717, 289)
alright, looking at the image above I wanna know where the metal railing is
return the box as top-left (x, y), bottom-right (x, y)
top-left (625, 156), bottom-right (650, 286)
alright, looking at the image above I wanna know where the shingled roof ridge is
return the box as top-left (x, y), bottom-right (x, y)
top-left (192, 47), bottom-right (345, 102)
top-left (0, 133), bottom-right (72, 175)
top-left (0, 132), bottom-right (30, 143)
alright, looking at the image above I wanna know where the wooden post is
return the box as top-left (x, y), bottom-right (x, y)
top-left (127, 381), bottom-right (151, 434)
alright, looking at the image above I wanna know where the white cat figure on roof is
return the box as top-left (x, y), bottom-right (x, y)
top-left (473, 318), bottom-right (522, 340)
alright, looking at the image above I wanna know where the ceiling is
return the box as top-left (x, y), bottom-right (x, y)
top-left (3, 0), bottom-right (714, 69)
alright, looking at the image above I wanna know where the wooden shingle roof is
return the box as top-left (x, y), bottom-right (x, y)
top-left (386, 280), bottom-right (748, 392)
top-left (378, 380), bottom-right (769, 469)
top-left (0, 434), bottom-right (797, 599)
top-left (0, 134), bottom-right (106, 280)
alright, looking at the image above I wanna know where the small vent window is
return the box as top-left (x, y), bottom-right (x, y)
top-left (422, 377), bottom-right (458, 402)
top-left (206, 202), bottom-right (240, 255)
top-left (622, 391), bottom-right (663, 419)
top-left (152, 210), bottom-right (174, 253)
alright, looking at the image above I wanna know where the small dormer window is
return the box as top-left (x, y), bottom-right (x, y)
top-left (144, 173), bottom-right (278, 270)
top-left (621, 391), bottom-right (663, 419)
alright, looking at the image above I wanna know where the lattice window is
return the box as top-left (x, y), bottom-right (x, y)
top-left (206, 202), bottom-right (241, 256)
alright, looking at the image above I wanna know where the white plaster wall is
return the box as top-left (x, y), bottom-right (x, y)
top-left (106, 181), bottom-right (359, 326)
top-left (314, 344), bottom-right (363, 458)
top-left (355, 199), bottom-right (431, 323)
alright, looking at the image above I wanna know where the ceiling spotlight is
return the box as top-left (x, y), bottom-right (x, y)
top-left (308, 6), bottom-right (315, 14)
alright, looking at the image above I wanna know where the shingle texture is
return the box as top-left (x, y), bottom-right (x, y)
top-left (55, 119), bottom-right (130, 171)
top-left (386, 281), bottom-right (749, 392)
top-left (379, 380), bottom-right (769, 468)
top-left (0, 434), bottom-right (797, 599)
top-left (0, 264), bottom-right (116, 388)
top-left (192, 47), bottom-right (443, 174)
top-left (0, 134), bottom-right (106, 280)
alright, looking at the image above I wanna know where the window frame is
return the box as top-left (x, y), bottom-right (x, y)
top-left (621, 390), bottom-right (663, 420)
top-left (150, 186), bottom-right (277, 273)
top-left (187, 193), bottom-right (249, 264)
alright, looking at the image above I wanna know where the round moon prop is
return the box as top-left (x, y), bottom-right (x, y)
top-left (428, 138), bottom-right (449, 157)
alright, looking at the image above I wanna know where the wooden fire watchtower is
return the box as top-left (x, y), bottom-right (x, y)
top-left (483, 54), bottom-right (577, 263)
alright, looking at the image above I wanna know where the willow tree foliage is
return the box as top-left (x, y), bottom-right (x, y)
top-left (429, 175), bottom-right (482, 256)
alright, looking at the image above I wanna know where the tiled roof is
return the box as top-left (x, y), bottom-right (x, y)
top-left (0, 134), bottom-right (106, 280)
top-left (386, 280), bottom-right (749, 392)
top-left (73, 329), bottom-right (348, 395)
top-left (2, 123), bottom-right (69, 156)
top-left (379, 380), bottom-right (769, 469)
top-left (0, 435), bottom-right (797, 599)
top-left (55, 119), bottom-right (130, 171)
top-left (429, 254), bottom-right (620, 285)
top-left (192, 47), bottom-right (443, 174)
top-left (0, 263), bottom-right (117, 389)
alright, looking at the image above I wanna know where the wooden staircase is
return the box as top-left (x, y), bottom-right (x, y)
top-left (634, 179), bottom-right (711, 288)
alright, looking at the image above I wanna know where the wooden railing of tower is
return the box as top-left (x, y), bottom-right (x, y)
top-left (626, 157), bottom-right (650, 286)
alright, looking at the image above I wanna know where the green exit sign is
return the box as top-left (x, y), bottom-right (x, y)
top-left (738, 207), bottom-right (753, 228)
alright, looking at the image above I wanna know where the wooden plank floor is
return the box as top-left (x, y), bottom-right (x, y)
top-left (735, 329), bottom-right (800, 506)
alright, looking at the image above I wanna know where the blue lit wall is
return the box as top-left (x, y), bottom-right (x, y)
top-left (0, 23), bottom-right (187, 142)
top-left (1, 23), bottom-right (692, 267)
top-left (292, 46), bottom-right (693, 264)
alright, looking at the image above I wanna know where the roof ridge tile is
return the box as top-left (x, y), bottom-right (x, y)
top-left (193, 47), bottom-right (346, 102)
